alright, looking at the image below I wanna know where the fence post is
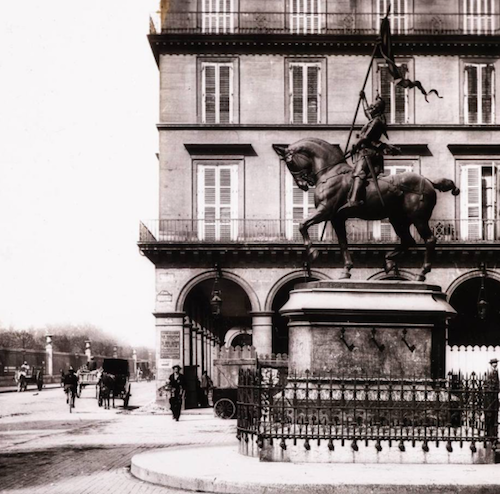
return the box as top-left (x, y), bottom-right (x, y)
top-left (45, 334), bottom-right (53, 376)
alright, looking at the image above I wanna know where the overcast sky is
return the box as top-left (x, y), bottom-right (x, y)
top-left (0, 1), bottom-right (160, 346)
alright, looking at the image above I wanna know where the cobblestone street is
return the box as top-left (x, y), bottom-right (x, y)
top-left (0, 382), bottom-right (235, 494)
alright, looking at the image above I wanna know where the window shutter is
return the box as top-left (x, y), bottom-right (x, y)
top-left (203, 64), bottom-right (217, 124)
top-left (198, 164), bottom-right (238, 241)
top-left (482, 64), bottom-right (494, 124)
top-left (379, 65), bottom-right (392, 121)
top-left (291, 65), bottom-right (304, 123)
top-left (285, 170), bottom-right (322, 240)
top-left (395, 63), bottom-right (408, 124)
top-left (460, 165), bottom-right (482, 240)
top-left (465, 65), bottom-right (478, 124)
top-left (219, 65), bottom-right (231, 124)
top-left (307, 65), bottom-right (320, 123)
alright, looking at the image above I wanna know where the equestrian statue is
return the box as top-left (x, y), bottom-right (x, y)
top-left (273, 9), bottom-right (456, 282)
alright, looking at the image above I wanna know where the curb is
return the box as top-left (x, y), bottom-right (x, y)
top-left (131, 444), bottom-right (500, 494)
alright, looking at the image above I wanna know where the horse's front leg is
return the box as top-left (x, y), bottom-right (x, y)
top-left (332, 218), bottom-right (353, 279)
top-left (298, 208), bottom-right (328, 262)
top-left (413, 220), bottom-right (436, 281)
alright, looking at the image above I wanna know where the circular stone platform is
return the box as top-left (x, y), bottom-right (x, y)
top-left (131, 444), bottom-right (500, 494)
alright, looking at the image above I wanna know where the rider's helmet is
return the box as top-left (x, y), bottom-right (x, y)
top-left (368, 96), bottom-right (385, 117)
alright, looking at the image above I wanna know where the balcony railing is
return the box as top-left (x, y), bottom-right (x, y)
top-left (139, 219), bottom-right (500, 244)
top-left (150, 12), bottom-right (500, 36)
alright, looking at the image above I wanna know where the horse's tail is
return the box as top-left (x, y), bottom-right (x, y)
top-left (430, 178), bottom-right (460, 196)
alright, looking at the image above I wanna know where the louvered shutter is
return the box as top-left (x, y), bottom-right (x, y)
top-left (198, 164), bottom-right (238, 241)
top-left (460, 165), bottom-right (482, 240)
top-left (291, 65), bottom-right (304, 123)
top-left (203, 64), bottom-right (217, 124)
top-left (219, 65), bottom-right (232, 124)
top-left (482, 65), bottom-right (494, 124)
top-left (465, 65), bottom-right (478, 124)
top-left (285, 171), bottom-right (322, 240)
top-left (395, 63), bottom-right (408, 123)
top-left (198, 166), bottom-right (217, 240)
top-left (379, 65), bottom-right (392, 121)
top-left (307, 65), bottom-right (320, 123)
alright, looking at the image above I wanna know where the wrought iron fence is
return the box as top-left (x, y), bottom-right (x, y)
top-left (151, 12), bottom-right (500, 36)
top-left (139, 219), bottom-right (500, 244)
top-left (237, 369), bottom-right (499, 450)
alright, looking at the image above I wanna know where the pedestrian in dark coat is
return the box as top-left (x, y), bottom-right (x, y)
top-left (168, 365), bottom-right (186, 421)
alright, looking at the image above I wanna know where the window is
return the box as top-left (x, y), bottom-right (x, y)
top-left (460, 161), bottom-right (500, 240)
top-left (289, 62), bottom-right (321, 124)
top-left (377, 0), bottom-right (411, 34)
top-left (285, 170), bottom-right (323, 240)
top-left (464, 63), bottom-right (495, 124)
top-left (197, 162), bottom-right (239, 241)
top-left (202, 0), bottom-right (235, 33)
top-left (463, 0), bottom-right (495, 34)
top-left (377, 62), bottom-right (410, 124)
top-left (289, 0), bottom-right (324, 34)
top-left (201, 62), bottom-right (234, 124)
top-left (373, 161), bottom-right (414, 241)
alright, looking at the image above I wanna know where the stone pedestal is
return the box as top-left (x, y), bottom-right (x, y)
top-left (281, 280), bottom-right (456, 379)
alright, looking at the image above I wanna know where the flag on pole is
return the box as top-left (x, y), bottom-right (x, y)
top-left (378, 16), bottom-right (442, 102)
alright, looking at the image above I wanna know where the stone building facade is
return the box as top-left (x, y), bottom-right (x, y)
top-left (140, 0), bottom-right (500, 404)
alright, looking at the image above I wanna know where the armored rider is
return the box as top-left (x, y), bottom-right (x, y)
top-left (343, 91), bottom-right (396, 210)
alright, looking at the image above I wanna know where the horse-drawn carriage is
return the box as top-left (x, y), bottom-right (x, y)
top-left (98, 358), bottom-right (131, 409)
top-left (76, 369), bottom-right (100, 398)
top-left (15, 367), bottom-right (44, 392)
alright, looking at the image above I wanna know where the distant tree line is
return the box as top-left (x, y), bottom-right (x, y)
top-left (0, 323), bottom-right (152, 360)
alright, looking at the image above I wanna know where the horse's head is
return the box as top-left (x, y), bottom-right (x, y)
top-left (273, 143), bottom-right (315, 191)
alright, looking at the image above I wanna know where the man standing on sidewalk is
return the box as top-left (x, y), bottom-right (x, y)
top-left (168, 365), bottom-right (186, 421)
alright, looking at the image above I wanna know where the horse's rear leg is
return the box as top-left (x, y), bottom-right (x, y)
top-left (299, 208), bottom-right (329, 262)
top-left (385, 219), bottom-right (416, 276)
top-left (332, 218), bottom-right (353, 279)
top-left (413, 220), bottom-right (436, 281)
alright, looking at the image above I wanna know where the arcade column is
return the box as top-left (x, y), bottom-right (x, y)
top-left (249, 311), bottom-right (274, 356)
top-left (154, 312), bottom-right (185, 403)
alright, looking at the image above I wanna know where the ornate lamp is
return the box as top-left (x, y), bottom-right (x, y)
top-left (210, 264), bottom-right (223, 318)
top-left (477, 263), bottom-right (488, 320)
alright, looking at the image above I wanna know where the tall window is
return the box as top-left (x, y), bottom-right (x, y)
top-left (201, 62), bottom-right (233, 124)
top-left (464, 63), bottom-right (495, 124)
top-left (202, 0), bottom-right (235, 33)
top-left (373, 161), bottom-right (414, 241)
top-left (289, 62), bottom-right (321, 124)
top-left (378, 62), bottom-right (410, 124)
top-left (285, 171), bottom-right (323, 240)
top-left (377, 0), bottom-right (411, 34)
top-left (289, 0), bottom-right (324, 34)
top-left (463, 0), bottom-right (495, 34)
top-left (197, 162), bottom-right (239, 241)
top-left (460, 162), bottom-right (499, 240)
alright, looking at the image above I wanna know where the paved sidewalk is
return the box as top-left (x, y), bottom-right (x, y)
top-left (0, 383), bottom-right (235, 494)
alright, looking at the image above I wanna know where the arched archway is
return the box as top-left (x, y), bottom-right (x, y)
top-left (267, 270), bottom-right (330, 354)
top-left (447, 270), bottom-right (500, 347)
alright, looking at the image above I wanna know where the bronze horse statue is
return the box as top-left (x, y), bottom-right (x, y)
top-left (273, 138), bottom-right (460, 281)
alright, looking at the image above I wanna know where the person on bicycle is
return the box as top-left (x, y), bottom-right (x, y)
top-left (63, 367), bottom-right (79, 407)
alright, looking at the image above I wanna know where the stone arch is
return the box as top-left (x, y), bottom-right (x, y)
top-left (445, 268), bottom-right (500, 299)
top-left (264, 269), bottom-right (331, 312)
top-left (175, 269), bottom-right (261, 313)
top-left (367, 270), bottom-right (415, 281)
top-left (224, 327), bottom-right (252, 348)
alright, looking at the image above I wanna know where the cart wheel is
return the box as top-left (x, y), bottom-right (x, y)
top-left (214, 398), bottom-right (236, 419)
top-left (124, 392), bottom-right (130, 408)
top-left (76, 384), bottom-right (82, 398)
